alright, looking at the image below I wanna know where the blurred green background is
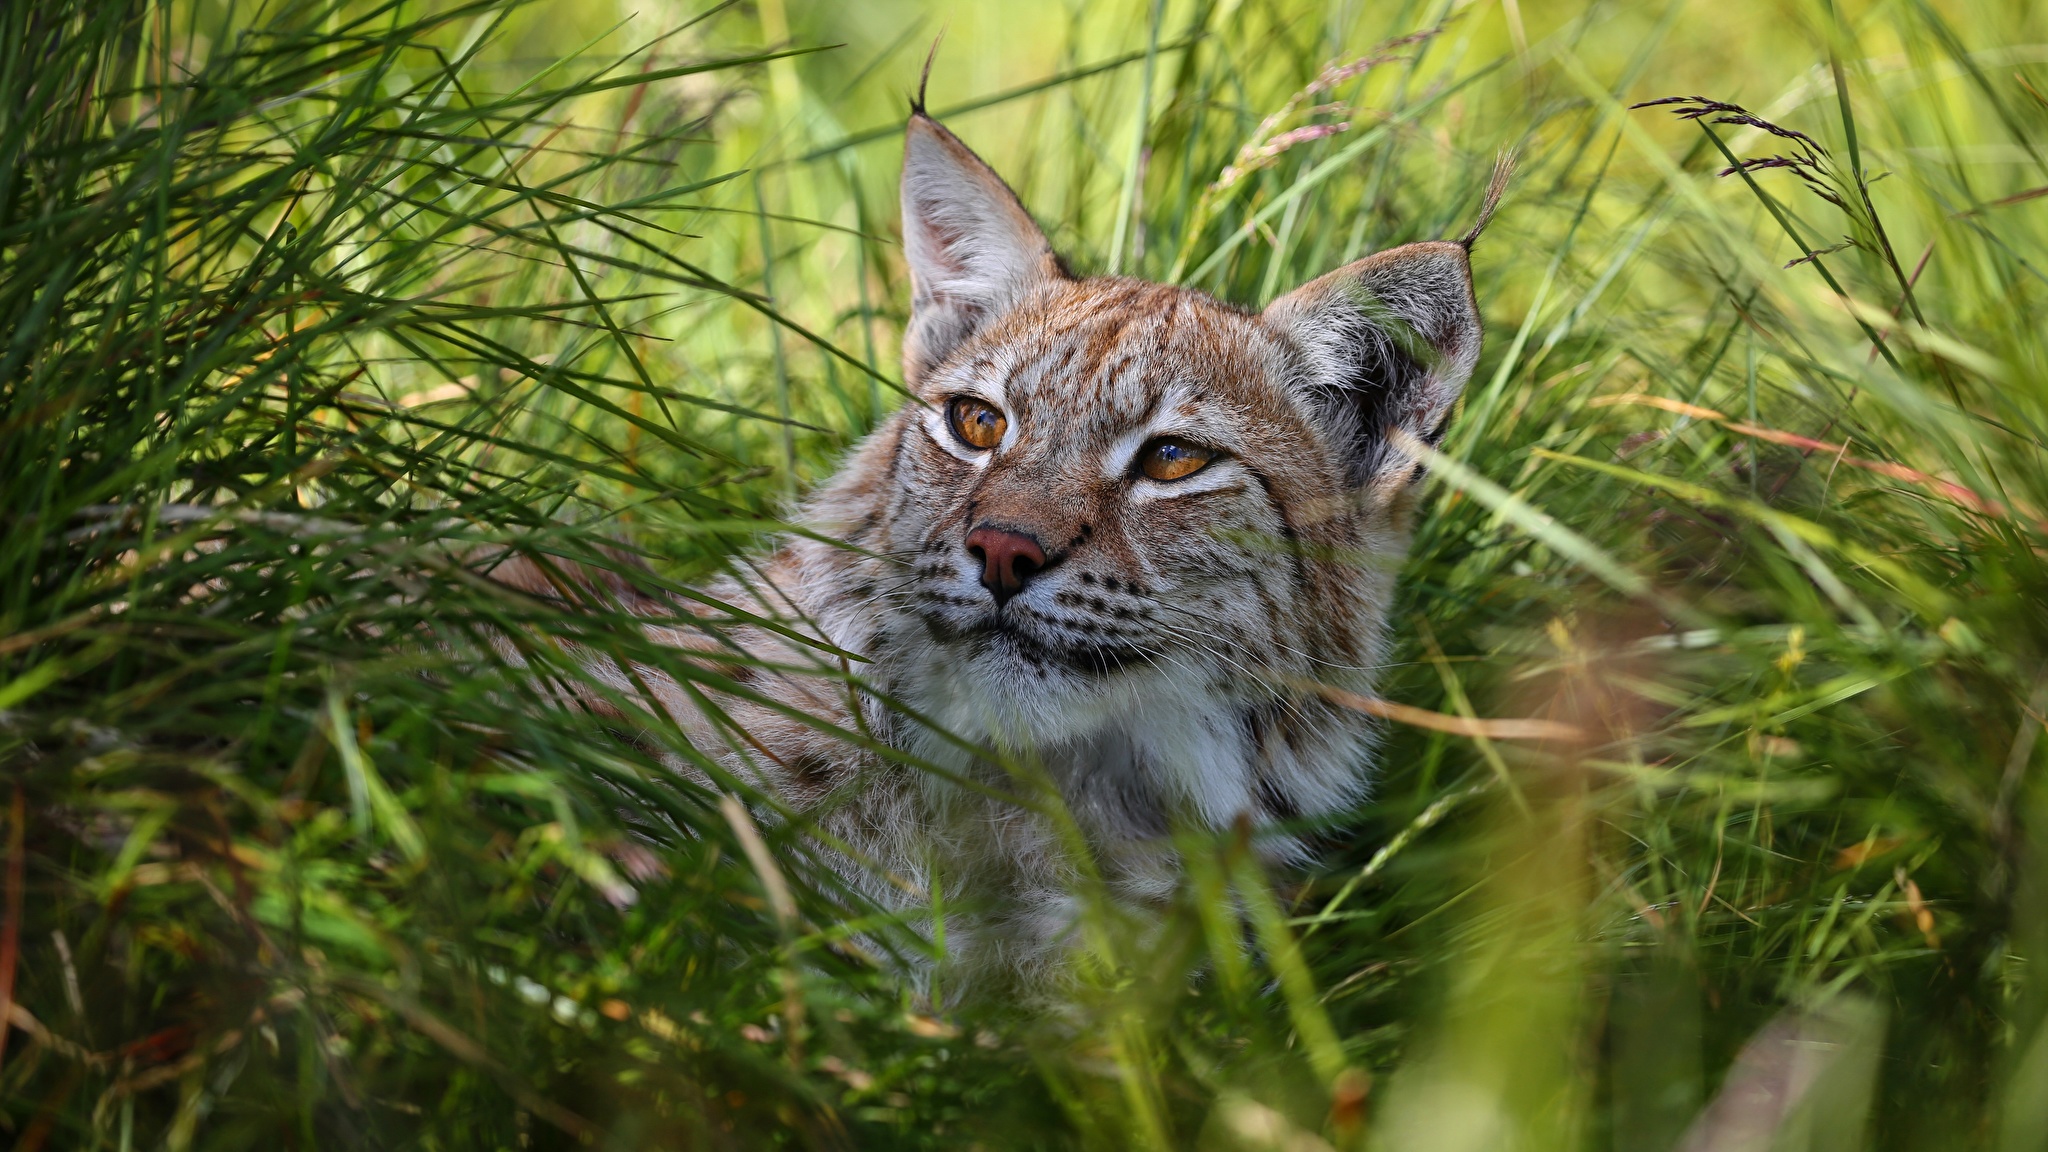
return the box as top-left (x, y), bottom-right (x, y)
top-left (5, 0), bottom-right (2048, 1148)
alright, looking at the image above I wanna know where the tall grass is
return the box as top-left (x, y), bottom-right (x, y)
top-left (0, 3), bottom-right (929, 1146)
top-left (6, 0), bottom-right (2048, 1148)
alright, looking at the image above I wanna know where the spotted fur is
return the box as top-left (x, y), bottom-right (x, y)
top-left (499, 113), bottom-right (1487, 986)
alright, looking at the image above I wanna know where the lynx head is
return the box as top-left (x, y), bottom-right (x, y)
top-left (811, 113), bottom-right (1485, 819)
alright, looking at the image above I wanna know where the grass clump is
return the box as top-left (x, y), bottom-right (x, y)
top-left (0, 2), bottom-right (952, 1145)
top-left (6, 0), bottom-right (2048, 1149)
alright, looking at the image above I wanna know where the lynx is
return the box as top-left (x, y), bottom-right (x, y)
top-left (499, 110), bottom-right (1492, 984)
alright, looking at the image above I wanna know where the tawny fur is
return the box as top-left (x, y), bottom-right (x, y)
top-left (493, 113), bottom-right (1487, 987)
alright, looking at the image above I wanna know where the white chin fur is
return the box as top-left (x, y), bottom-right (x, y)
top-left (903, 638), bottom-right (1208, 745)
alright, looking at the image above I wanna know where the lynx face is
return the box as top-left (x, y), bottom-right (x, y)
top-left (884, 282), bottom-right (1383, 750)
top-left (783, 113), bottom-right (1486, 868)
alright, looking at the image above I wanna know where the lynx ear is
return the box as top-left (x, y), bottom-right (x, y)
top-left (1263, 241), bottom-right (1482, 495)
top-left (900, 113), bottom-right (1062, 384)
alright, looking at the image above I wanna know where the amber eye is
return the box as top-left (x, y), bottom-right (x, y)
top-left (947, 396), bottom-right (1007, 450)
top-left (1138, 437), bottom-right (1217, 482)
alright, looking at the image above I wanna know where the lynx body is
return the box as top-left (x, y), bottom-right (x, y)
top-left (509, 113), bottom-right (1489, 982)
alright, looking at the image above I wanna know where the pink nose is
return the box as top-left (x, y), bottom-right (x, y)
top-left (965, 526), bottom-right (1047, 606)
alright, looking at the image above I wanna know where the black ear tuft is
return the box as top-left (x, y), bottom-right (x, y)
top-left (910, 32), bottom-right (943, 116)
top-left (1459, 150), bottom-right (1516, 251)
top-left (1263, 242), bottom-right (1483, 496)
